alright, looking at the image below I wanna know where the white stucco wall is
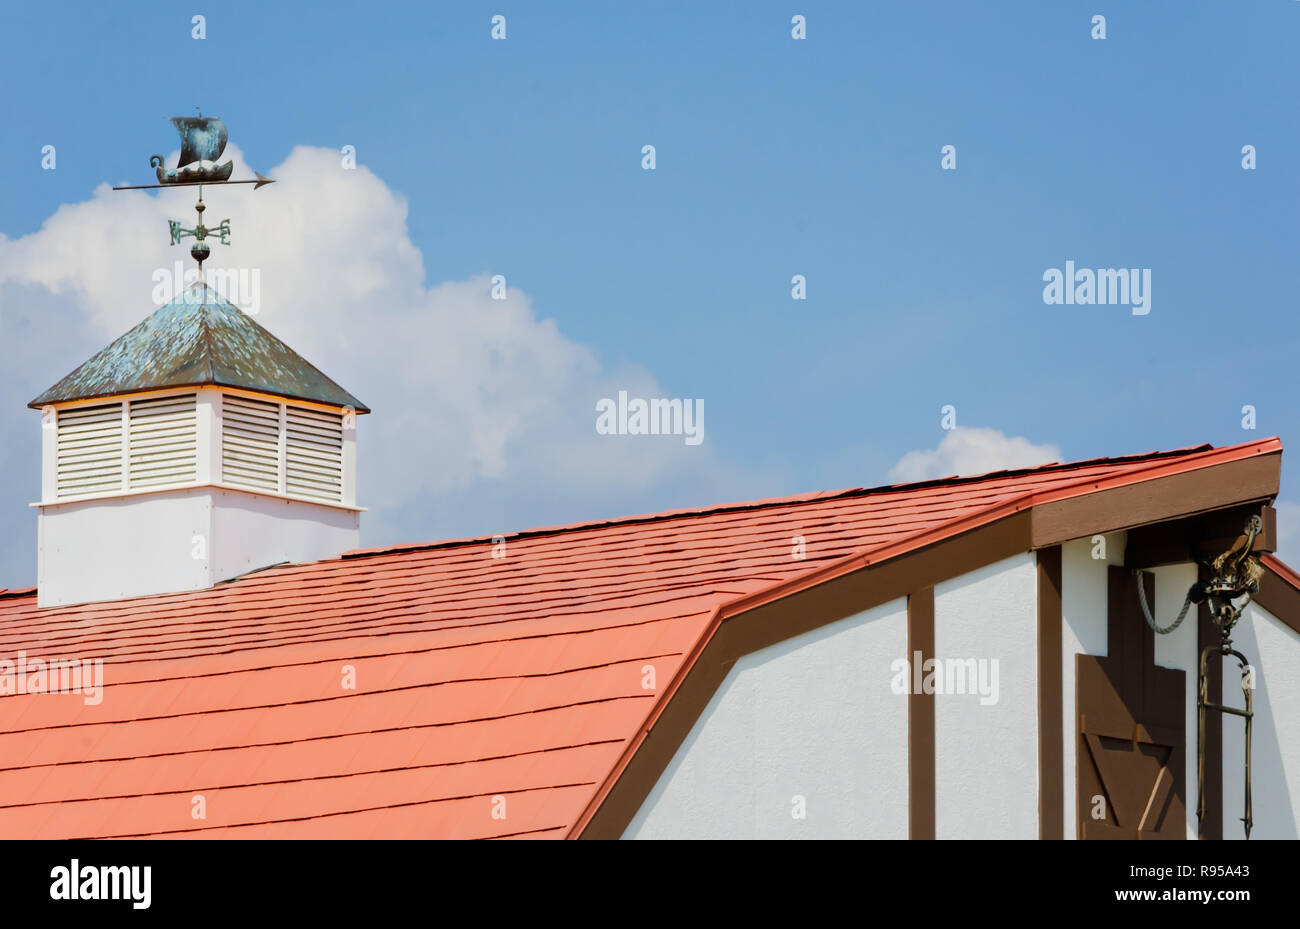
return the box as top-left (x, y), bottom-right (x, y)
top-left (623, 599), bottom-right (909, 839)
top-left (933, 553), bottom-right (1039, 839)
top-left (1221, 603), bottom-right (1300, 840)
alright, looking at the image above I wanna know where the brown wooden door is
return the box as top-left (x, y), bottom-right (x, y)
top-left (1076, 567), bottom-right (1185, 839)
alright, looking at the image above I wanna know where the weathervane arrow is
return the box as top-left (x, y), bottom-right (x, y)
top-left (112, 172), bottom-right (275, 191)
top-left (111, 112), bottom-right (275, 190)
top-left (112, 112), bottom-right (275, 283)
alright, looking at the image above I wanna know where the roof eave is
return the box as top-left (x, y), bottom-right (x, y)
top-left (28, 382), bottom-right (371, 414)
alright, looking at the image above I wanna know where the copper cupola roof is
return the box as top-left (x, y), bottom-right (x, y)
top-left (29, 284), bottom-right (368, 413)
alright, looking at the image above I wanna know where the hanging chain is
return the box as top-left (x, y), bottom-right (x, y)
top-left (1134, 514), bottom-right (1264, 637)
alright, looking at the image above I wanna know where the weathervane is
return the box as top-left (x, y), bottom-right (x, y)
top-left (112, 110), bottom-right (275, 281)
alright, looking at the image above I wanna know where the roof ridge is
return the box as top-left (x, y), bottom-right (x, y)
top-left (340, 439), bottom-right (1256, 561)
top-left (200, 285), bottom-right (217, 384)
top-left (0, 438), bottom-right (1278, 598)
top-left (234, 304), bottom-right (369, 413)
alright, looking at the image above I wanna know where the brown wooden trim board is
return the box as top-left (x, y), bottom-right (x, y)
top-left (1029, 452), bottom-right (1278, 550)
top-left (1255, 564), bottom-right (1300, 638)
top-left (908, 587), bottom-right (936, 839)
top-left (1036, 547), bottom-right (1064, 839)
top-left (1196, 564), bottom-right (1223, 840)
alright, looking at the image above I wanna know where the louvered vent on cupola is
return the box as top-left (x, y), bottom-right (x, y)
top-left (128, 394), bottom-right (198, 489)
top-left (221, 395), bottom-right (346, 504)
top-left (31, 284), bottom-right (368, 607)
top-left (55, 402), bottom-right (123, 498)
top-left (54, 394), bottom-right (198, 499)
top-left (285, 405), bottom-right (345, 503)
top-left (221, 395), bottom-right (281, 494)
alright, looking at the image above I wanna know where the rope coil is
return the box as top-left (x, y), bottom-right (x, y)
top-left (1135, 574), bottom-right (1195, 634)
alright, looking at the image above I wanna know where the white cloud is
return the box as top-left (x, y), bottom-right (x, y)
top-left (0, 145), bottom-right (767, 583)
top-left (888, 427), bottom-right (1062, 483)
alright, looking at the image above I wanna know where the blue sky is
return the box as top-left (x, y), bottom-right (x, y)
top-left (1, 1), bottom-right (1297, 584)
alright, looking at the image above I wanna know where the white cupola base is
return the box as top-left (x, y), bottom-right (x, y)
top-left (37, 486), bottom-right (359, 608)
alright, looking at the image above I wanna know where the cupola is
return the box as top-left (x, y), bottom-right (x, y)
top-left (30, 283), bottom-right (369, 607)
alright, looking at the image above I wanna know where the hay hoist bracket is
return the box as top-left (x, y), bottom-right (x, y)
top-left (1133, 513), bottom-right (1265, 839)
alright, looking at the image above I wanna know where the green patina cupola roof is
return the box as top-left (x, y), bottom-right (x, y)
top-left (28, 284), bottom-right (369, 412)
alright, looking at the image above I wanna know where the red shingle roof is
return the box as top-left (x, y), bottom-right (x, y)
top-left (0, 437), bottom-right (1281, 838)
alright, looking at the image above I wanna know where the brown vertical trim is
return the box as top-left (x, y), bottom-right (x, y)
top-left (1255, 561), bottom-right (1300, 635)
top-left (1196, 564), bottom-right (1223, 839)
top-left (908, 586), bottom-right (936, 840)
top-left (1036, 547), bottom-right (1064, 839)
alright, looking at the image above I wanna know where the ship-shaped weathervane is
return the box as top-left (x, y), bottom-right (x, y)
top-left (113, 110), bottom-right (275, 279)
